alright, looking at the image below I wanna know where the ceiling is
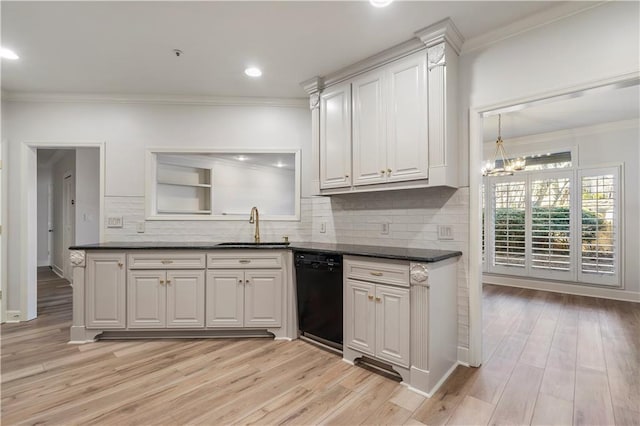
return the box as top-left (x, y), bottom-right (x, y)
top-left (483, 84), bottom-right (640, 142)
top-left (2, 1), bottom-right (564, 98)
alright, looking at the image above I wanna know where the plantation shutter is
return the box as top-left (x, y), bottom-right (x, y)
top-left (530, 173), bottom-right (573, 280)
top-left (491, 180), bottom-right (527, 272)
top-left (578, 167), bottom-right (620, 286)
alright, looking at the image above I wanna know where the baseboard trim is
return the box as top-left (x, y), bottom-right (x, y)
top-left (484, 274), bottom-right (640, 303)
top-left (6, 310), bottom-right (22, 323)
top-left (51, 265), bottom-right (64, 278)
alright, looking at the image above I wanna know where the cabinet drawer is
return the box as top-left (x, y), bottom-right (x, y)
top-left (207, 252), bottom-right (282, 269)
top-left (345, 257), bottom-right (409, 287)
top-left (128, 252), bottom-right (206, 269)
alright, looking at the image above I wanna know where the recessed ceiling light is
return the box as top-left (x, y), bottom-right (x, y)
top-left (244, 67), bottom-right (262, 78)
top-left (236, 155), bottom-right (248, 161)
top-left (275, 162), bottom-right (286, 168)
top-left (0, 47), bottom-right (19, 60)
top-left (369, 0), bottom-right (393, 7)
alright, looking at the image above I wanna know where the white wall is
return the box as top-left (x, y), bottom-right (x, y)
top-left (75, 148), bottom-right (100, 245)
top-left (459, 1), bottom-right (640, 186)
top-left (51, 150), bottom-right (75, 276)
top-left (2, 101), bottom-right (311, 312)
top-left (36, 164), bottom-right (51, 267)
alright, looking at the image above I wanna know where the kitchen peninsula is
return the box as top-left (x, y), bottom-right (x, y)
top-left (68, 241), bottom-right (461, 396)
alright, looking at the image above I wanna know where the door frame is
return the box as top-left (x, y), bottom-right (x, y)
top-left (467, 71), bottom-right (639, 368)
top-left (62, 171), bottom-right (75, 281)
top-left (20, 141), bottom-right (105, 320)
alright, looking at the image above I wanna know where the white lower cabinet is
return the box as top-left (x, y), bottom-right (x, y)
top-left (128, 269), bottom-right (204, 329)
top-left (206, 269), bottom-right (282, 328)
top-left (86, 252), bottom-right (127, 329)
top-left (345, 278), bottom-right (410, 368)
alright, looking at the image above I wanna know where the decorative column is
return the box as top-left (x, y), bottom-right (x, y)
top-left (410, 262), bottom-right (430, 381)
top-left (301, 76), bottom-right (323, 196)
top-left (69, 250), bottom-right (89, 343)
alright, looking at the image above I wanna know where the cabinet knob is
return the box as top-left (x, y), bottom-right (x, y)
top-left (375, 297), bottom-right (381, 302)
top-left (380, 170), bottom-right (386, 174)
top-left (368, 295), bottom-right (374, 300)
top-left (161, 260), bottom-right (173, 264)
top-left (238, 279), bottom-right (243, 283)
top-left (160, 280), bottom-right (165, 285)
top-left (118, 262), bottom-right (123, 268)
top-left (166, 280), bottom-right (171, 284)
top-left (245, 279), bottom-right (250, 283)
top-left (239, 259), bottom-right (251, 264)
top-left (345, 174), bottom-right (349, 178)
top-left (387, 168), bottom-right (392, 173)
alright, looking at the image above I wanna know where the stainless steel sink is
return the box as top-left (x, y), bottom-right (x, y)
top-left (216, 242), bottom-right (290, 248)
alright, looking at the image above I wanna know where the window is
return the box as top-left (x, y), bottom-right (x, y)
top-left (485, 165), bottom-right (621, 287)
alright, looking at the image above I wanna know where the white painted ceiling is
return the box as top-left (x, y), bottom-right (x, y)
top-left (2, 1), bottom-right (562, 98)
top-left (483, 84), bottom-right (640, 142)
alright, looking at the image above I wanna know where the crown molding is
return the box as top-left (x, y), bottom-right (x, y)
top-left (320, 37), bottom-right (426, 90)
top-left (461, 1), bottom-right (607, 54)
top-left (415, 18), bottom-right (464, 54)
top-left (1, 91), bottom-right (308, 108)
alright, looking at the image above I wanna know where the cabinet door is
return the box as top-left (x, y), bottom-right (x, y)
top-left (352, 70), bottom-right (387, 186)
top-left (375, 284), bottom-right (410, 367)
top-left (320, 83), bottom-right (352, 189)
top-left (166, 270), bottom-right (205, 328)
top-left (206, 270), bottom-right (244, 328)
top-left (386, 51), bottom-right (429, 183)
top-left (345, 279), bottom-right (375, 355)
top-left (128, 270), bottom-right (166, 328)
top-left (244, 270), bottom-right (282, 328)
top-left (86, 253), bottom-right (126, 329)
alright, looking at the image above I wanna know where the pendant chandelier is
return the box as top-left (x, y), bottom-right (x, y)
top-left (482, 114), bottom-right (526, 176)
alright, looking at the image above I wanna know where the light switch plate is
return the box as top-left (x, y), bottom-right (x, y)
top-left (107, 216), bottom-right (123, 228)
top-left (136, 222), bottom-right (145, 233)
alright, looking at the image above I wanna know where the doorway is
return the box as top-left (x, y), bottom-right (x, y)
top-left (33, 146), bottom-right (102, 318)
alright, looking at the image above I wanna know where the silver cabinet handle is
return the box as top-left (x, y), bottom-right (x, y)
top-left (370, 271), bottom-right (383, 276)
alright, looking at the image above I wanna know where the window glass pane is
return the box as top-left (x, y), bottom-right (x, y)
top-left (581, 174), bottom-right (616, 275)
top-left (531, 177), bottom-right (571, 272)
top-left (493, 181), bottom-right (526, 268)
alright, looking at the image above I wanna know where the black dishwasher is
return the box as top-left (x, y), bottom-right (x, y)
top-left (295, 251), bottom-right (343, 350)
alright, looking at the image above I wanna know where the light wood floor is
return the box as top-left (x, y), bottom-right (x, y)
top-left (1, 269), bottom-right (638, 425)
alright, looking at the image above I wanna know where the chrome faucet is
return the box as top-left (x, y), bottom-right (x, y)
top-left (249, 206), bottom-right (260, 243)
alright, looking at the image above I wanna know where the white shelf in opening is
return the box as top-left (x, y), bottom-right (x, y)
top-left (157, 209), bottom-right (212, 215)
top-left (157, 181), bottom-right (212, 188)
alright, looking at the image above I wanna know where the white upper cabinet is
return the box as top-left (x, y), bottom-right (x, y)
top-left (352, 51), bottom-right (428, 187)
top-left (352, 69), bottom-right (387, 186)
top-left (306, 18), bottom-right (462, 194)
top-left (386, 52), bottom-right (428, 183)
top-left (319, 83), bottom-right (352, 189)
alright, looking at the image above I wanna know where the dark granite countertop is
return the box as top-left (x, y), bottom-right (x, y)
top-left (289, 243), bottom-right (461, 263)
top-left (70, 241), bottom-right (462, 263)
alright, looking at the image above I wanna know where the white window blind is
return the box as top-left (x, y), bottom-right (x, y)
top-left (530, 176), bottom-right (572, 279)
top-left (578, 168), bottom-right (620, 286)
top-left (492, 181), bottom-right (526, 270)
top-left (485, 166), bottom-right (621, 287)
